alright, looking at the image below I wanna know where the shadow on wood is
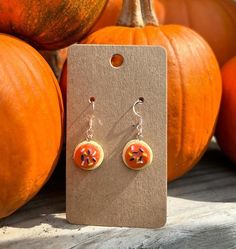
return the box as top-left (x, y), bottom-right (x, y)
top-left (169, 142), bottom-right (236, 203)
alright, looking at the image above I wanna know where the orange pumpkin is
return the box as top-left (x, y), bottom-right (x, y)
top-left (216, 57), bottom-right (236, 162)
top-left (90, 0), bottom-right (165, 33)
top-left (79, 0), bottom-right (222, 181)
top-left (0, 0), bottom-right (107, 50)
top-left (160, 0), bottom-right (236, 66)
top-left (39, 48), bottom-right (68, 79)
top-left (0, 34), bottom-right (64, 218)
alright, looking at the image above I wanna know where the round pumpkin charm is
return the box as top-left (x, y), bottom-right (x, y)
top-left (73, 141), bottom-right (104, 170)
top-left (122, 140), bottom-right (153, 170)
top-left (0, 34), bottom-right (64, 218)
top-left (0, 0), bottom-right (107, 49)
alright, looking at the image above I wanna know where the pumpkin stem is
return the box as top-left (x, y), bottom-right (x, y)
top-left (117, 0), bottom-right (144, 27)
top-left (141, 0), bottom-right (159, 26)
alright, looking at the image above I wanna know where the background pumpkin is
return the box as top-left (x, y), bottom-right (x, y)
top-left (61, 0), bottom-right (222, 181)
top-left (39, 48), bottom-right (68, 79)
top-left (159, 0), bottom-right (236, 66)
top-left (0, 34), bottom-right (64, 218)
top-left (90, 0), bottom-right (165, 33)
top-left (216, 57), bottom-right (236, 163)
top-left (0, 0), bottom-right (107, 50)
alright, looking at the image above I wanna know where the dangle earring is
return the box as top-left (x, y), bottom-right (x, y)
top-left (73, 97), bottom-right (104, 170)
top-left (122, 98), bottom-right (153, 170)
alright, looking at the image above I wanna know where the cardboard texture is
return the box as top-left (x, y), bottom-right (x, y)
top-left (66, 45), bottom-right (167, 228)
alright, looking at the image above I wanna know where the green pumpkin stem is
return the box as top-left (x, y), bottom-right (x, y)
top-left (117, 0), bottom-right (159, 27)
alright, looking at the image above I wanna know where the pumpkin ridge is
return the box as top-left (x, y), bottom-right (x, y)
top-left (179, 28), bottom-right (204, 164)
top-left (160, 27), bottom-right (185, 168)
top-left (181, 28), bottom-right (206, 160)
top-left (180, 28), bottom-right (219, 169)
top-left (141, 27), bottom-right (149, 45)
top-left (133, 27), bottom-right (146, 44)
top-left (204, 40), bottom-right (221, 146)
top-left (32, 48), bottom-right (64, 127)
top-left (25, 40), bottom-right (64, 113)
top-left (10, 48), bottom-right (61, 178)
top-left (182, 28), bottom-right (221, 169)
top-left (176, 28), bottom-right (200, 160)
top-left (16, 47), bottom-right (61, 145)
top-left (0, 81), bottom-right (41, 216)
top-left (131, 28), bottom-right (136, 45)
top-left (143, 27), bottom-right (151, 45)
top-left (145, 26), bottom-right (184, 176)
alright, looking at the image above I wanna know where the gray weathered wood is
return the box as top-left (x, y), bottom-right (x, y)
top-left (1, 142), bottom-right (236, 249)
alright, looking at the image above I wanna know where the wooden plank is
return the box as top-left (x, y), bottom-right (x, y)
top-left (1, 142), bottom-right (236, 249)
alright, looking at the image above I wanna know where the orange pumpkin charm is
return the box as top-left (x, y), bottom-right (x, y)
top-left (74, 141), bottom-right (104, 170)
top-left (123, 140), bottom-right (153, 170)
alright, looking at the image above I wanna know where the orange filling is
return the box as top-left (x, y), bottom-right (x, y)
top-left (74, 143), bottom-right (101, 169)
top-left (124, 143), bottom-right (151, 169)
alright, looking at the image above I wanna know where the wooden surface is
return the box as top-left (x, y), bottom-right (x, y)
top-left (1, 142), bottom-right (236, 249)
top-left (67, 45), bottom-right (167, 228)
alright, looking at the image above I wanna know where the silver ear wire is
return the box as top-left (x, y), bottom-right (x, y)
top-left (86, 97), bottom-right (95, 141)
top-left (133, 97), bottom-right (144, 140)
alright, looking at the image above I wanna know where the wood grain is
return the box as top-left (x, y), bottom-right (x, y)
top-left (1, 143), bottom-right (236, 249)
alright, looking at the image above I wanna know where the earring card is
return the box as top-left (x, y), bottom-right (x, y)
top-left (66, 45), bottom-right (167, 228)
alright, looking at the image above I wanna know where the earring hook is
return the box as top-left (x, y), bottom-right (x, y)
top-left (133, 97), bottom-right (144, 139)
top-left (133, 98), bottom-right (144, 118)
top-left (86, 97), bottom-right (95, 141)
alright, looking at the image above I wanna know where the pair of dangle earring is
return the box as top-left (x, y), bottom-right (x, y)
top-left (73, 97), bottom-right (104, 170)
top-left (122, 98), bottom-right (153, 170)
top-left (73, 97), bottom-right (153, 171)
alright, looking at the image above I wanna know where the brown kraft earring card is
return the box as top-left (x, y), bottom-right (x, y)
top-left (66, 45), bottom-right (167, 228)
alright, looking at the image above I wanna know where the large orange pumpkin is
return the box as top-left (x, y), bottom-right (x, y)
top-left (61, 0), bottom-right (222, 181)
top-left (160, 0), bottom-right (236, 66)
top-left (90, 0), bottom-right (165, 33)
top-left (0, 34), bottom-right (64, 218)
top-left (0, 0), bottom-right (107, 50)
top-left (216, 57), bottom-right (236, 163)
